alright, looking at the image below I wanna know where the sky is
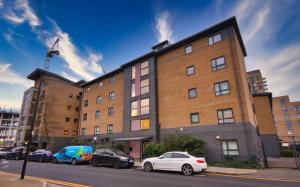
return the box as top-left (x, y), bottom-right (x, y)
top-left (0, 0), bottom-right (300, 110)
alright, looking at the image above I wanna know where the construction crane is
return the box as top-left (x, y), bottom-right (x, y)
top-left (44, 38), bottom-right (60, 70)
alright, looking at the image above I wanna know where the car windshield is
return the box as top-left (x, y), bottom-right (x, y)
top-left (11, 147), bottom-right (23, 152)
top-left (112, 149), bottom-right (127, 156)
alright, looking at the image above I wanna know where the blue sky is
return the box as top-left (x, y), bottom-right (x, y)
top-left (0, 0), bottom-right (300, 109)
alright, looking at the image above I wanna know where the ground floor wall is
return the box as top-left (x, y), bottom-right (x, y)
top-left (33, 136), bottom-right (74, 153)
top-left (260, 134), bottom-right (280, 158)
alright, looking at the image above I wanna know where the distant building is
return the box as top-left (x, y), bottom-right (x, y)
top-left (0, 110), bottom-right (20, 147)
top-left (247, 70), bottom-right (268, 94)
top-left (17, 87), bottom-right (38, 145)
top-left (253, 93), bottom-right (280, 157)
top-left (273, 95), bottom-right (300, 146)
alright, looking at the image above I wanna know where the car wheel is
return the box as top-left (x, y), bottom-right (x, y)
top-left (113, 161), bottom-right (120, 169)
top-left (52, 158), bottom-right (58, 164)
top-left (71, 158), bottom-right (77, 165)
top-left (143, 162), bottom-right (153, 172)
top-left (92, 159), bottom-right (98, 167)
top-left (182, 164), bottom-right (194, 176)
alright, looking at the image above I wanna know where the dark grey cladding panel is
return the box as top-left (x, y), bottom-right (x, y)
top-left (160, 123), bottom-right (264, 162)
top-left (122, 56), bottom-right (158, 141)
top-left (37, 136), bottom-right (74, 153)
top-left (261, 134), bottom-right (280, 158)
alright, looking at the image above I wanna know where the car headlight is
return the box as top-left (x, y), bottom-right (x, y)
top-left (120, 157), bottom-right (128, 161)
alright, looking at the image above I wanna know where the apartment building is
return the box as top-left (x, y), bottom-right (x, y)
top-left (247, 70), bottom-right (268, 94)
top-left (79, 17), bottom-right (264, 162)
top-left (0, 110), bottom-right (20, 147)
top-left (253, 93), bottom-right (280, 157)
top-left (17, 87), bottom-right (38, 145)
top-left (273, 95), bottom-right (300, 146)
top-left (26, 69), bottom-right (84, 152)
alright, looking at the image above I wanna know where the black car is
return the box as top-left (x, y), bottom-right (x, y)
top-left (0, 147), bottom-right (11, 159)
top-left (4, 146), bottom-right (25, 160)
top-left (28, 149), bottom-right (52, 162)
top-left (91, 148), bottom-right (134, 168)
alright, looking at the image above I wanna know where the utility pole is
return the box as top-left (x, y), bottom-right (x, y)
top-left (20, 38), bottom-right (60, 179)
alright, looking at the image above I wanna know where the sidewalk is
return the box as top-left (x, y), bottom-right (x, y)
top-left (0, 171), bottom-right (62, 187)
top-left (244, 168), bottom-right (300, 181)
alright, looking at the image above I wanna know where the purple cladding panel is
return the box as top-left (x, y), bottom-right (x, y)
top-left (135, 63), bottom-right (141, 96)
top-left (131, 120), bottom-right (140, 131)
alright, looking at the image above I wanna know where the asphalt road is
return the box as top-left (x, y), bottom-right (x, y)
top-left (0, 160), bottom-right (299, 187)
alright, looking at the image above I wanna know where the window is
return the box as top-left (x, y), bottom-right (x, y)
top-left (190, 113), bottom-right (199, 123)
top-left (65, 117), bottom-right (70, 122)
top-left (98, 82), bottom-right (103, 88)
top-left (218, 109), bottom-right (234, 124)
top-left (188, 88), bottom-right (197, 98)
top-left (141, 79), bottom-right (149, 95)
top-left (211, 56), bottom-right (226, 71)
top-left (77, 95), bottom-right (80, 100)
top-left (285, 121), bottom-right (292, 128)
top-left (215, 81), bottom-right (230, 96)
top-left (131, 83), bottom-right (136, 97)
top-left (68, 94), bottom-right (73, 98)
top-left (296, 113), bottom-right (300, 119)
top-left (131, 66), bottom-right (136, 80)
top-left (108, 107), bottom-right (114, 116)
top-left (108, 91), bottom-right (115, 100)
top-left (281, 107), bottom-right (288, 113)
top-left (72, 131), bottom-right (78, 136)
top-left (208, 33), bottom-right (221, 45)
top-left (75, 107), bottom-right (79, 112)
top-left (171, 153), bottom-right (189, 158)
top-left (107, 124), bottom-right (113, 134)
top-left (83, 113), bottom-right (87, 121)
top-left (95, 110), bottom-right (101, 119)
top-left (96, 96), bottom-right (102, 104)
top-left (141, 98), bottom-right (150, 115)
top-left (221, 140), bottom-right (239, 155)
top-left (64, 130), bottom-right (68, 135)
top-left (284, 114), bottom-right (290, 120)
top-left (81, 128), bottom-right (86, 136)
top-left (185, 45), bottom-right (192, 54)
top-left (131, 101), bottom-right (138, 117)
top-left (161, 153), bottom-right (172, 158)
top-left (295, 106), bottom-right (300, 112)
top-left (94, 126), bottom-right (100, 135)
top-left (141, 61), bottom-right (149, 76)
top-left (109, 76), bottom-right (116, 84)
top-left (74, 118), bottom-right (78, 123)
top-left (84, 100), bottom-right (88, 107)
top-left (141, 119), bottom-right (150, 130)
top-left (186, 66), bottom-right (194, 76)
top-left (131, 120), bottom-right (140, 131)
top-left (67, 105), bottom-right (72, 111)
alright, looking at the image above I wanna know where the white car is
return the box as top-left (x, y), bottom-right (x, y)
top-left (142, 151), bottom-right (207, 176)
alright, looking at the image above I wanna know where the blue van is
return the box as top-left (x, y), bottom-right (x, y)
top-left (52, 146), bottom-right (93, 165)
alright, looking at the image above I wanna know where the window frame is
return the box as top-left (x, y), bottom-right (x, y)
top-left (211, 56), bottom-right (226, 71)
top-left (95, 110), bottom-right (101, 119)
top-left (221, 140), bottom-right (239, 156)
top-left (186, 65), bottom-right (195, 76)
top-left (185, 45), bottom-right (192, 54)
top-left (141, 79), bottom-right (150, 95)
top-left (96, 96), bottom-right (102, 104)
top-left (84, 100), bottom-right (88, 107)
top-left (83, 113), bottom-right (87, 121)
top-left (65, 117), bottom-right (70, 122)
top-left (140, 118), bottom-right (150, 130)
top-left (108, 107), bottom-right (114, 117)
top-left (140, 98), bottom-right (150, 115)
top-left (190, 112), bottom-right (200, 124)
top-left (140, 61), bottom-right (149, 77)
top-left (131, 101), bottom-right (138, 117)
top-left (214, 81), bottom-right (230, 96)
top-left (217, 108), bottom-right (234, 124)
top-left (81, 128), bottom-right (86, 136)
top-left (188, 88), bottom-right (197, 99)
top-left (107, 124), bottom-right (113, 134)
top-left (108, 91), bottom-right (115, 100)
top-left (109, 76), bottom-right (116, 84)
top-left (94, 126), bottom-right (100, 135)
top-left (208, 33), bottom-right (222, 45)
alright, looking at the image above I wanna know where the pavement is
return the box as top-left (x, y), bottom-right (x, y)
top-left (1, 160), bottom-right (300, 187)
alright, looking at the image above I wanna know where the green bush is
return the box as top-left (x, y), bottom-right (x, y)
top-left (280, 149), bottom-right (299, 157)
top-left (164, 135), bottom-right (206, 157)
top-left (210, 155), bottom-right (262, 169)
top-left (144, 143), bottom-right (165, 158)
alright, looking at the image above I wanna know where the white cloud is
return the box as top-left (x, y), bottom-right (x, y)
top-left (0, 63), bottom-right (33, 87)
top-left (155, 11), bottom-right (173, 42)
top-left (0, 0), bottom-right (3, 8)
top-left (3, 32), bottom-right (13, 42)
top-left (0, 99), bottom-right (22, 110)
top-left (43, 21), bottom-right (104, 80)
top-left (1, 0), bottom-right (40, 28)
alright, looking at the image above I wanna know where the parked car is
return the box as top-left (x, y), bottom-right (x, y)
top-left (0, 147), bottom-right (11, 159)
top-left (52, 145), bottom-right (93, 165)
top-left (142, 151), bottom-right (207, 176)
top-left (3, 146), bottom-right (25, 160)
top-left (91, 148), bottom-right (134, 168)
top-left (28, 149), bottom-right (52, 162)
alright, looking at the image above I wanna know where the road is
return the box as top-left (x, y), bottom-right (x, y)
top-left (0, 160), bottom-right (299, 187)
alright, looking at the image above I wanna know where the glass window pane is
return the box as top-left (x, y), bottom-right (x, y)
top-left (141, 86), bottom-right (149, 95)
top-left (191, 113), bottom-right (199, 123)
top-left (223, 110), bottom-right (233, 118)
top-left (216, 57), bottom-right (224, 65)
top-left (141, 68), bottom-right (149, 76)
top-left (220, 82), bottom-right (228, 90)
top-left (141, 98), bottom-right (149, 107)
top-left (141, 61), bottom-right (149, 69)
top-left (185, 46), bottom-right (192, 54)
top-left (141, 79), bottom-right (149, 87)
top-left (189, 89), bottom-right (197, 98)
top-left (131, 101), bottom-right (138, 109)
top-left (228, 141), bottom-right (238, 150)
top-left (131, 84), bottom-right (136, 97)
top-left (228, 151), bottom-right (239, 155)
top-left (141, 119), bottom-right (150, 130)
top-left (141, 106), bottom-right (149, 115)
top-left (208, 37), bottom-right (213, 45)
top-left (131, 109), bottom-right (138, 117)
top-left (131, 120), bottom-right (140, 131)
top-left (214, 33), bottom-right (221, 43)
top-left (131, 66), bottom-right (136, 80)
top-left (222, 141), bottom-right (228, 150)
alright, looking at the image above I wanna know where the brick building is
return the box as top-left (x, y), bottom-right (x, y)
top-left (247, 69), bottom-right (268, 94)
top-left (273, 95), bottom-right (300, 146)
top-left (78, 17), bottom-right (265, 162)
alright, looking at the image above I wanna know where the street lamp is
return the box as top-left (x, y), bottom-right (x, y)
top-left (93, 136), bottom-right (97, 150)
top-left (288, 130), bottom-right (300, 169)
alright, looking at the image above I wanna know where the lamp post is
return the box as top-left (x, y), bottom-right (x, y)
top-left (288, 130), bottom-right (300, 169)
top-left (93, 136), bottom-right (97, 150)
